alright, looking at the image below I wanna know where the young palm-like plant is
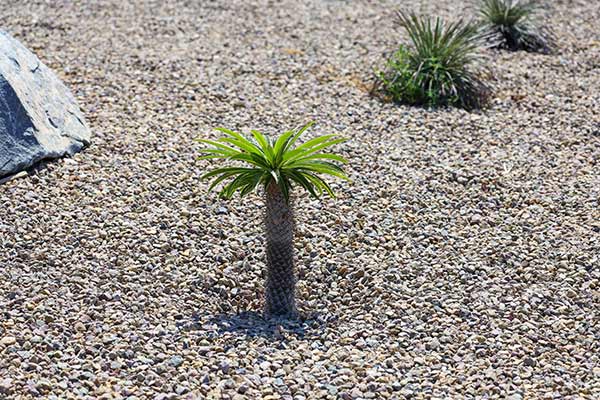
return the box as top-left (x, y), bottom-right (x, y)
top-left (478, 0), bottom-right (555, 53)
top-left (196, 122), bottom-right (348, 319)
top-left (376, 10), bottom-right (490, 110)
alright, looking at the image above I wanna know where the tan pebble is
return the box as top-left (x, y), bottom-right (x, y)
top-left (0, 336), bottom-right (16, 346)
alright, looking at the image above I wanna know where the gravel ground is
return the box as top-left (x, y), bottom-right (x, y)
top-left (1, 0), bottom-right (599, 399)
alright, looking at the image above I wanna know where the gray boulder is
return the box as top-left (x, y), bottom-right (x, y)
top-left (0, 30), bottom-right (91, 178)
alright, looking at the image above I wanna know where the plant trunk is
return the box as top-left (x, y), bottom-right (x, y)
top-left (263, 181), bottom-right (298, 318)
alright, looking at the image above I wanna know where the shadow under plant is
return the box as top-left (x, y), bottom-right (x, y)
top-left (177, 311), bottom-right (339, 341)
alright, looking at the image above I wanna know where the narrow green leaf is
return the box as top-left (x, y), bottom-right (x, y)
top-left (282, 134), bottom-right (338, 161)
top-left (284, 138), bottom-right (347, 164)
top-left (285, 121), bottom-right (315, 152)
top-left (272, 130), bottom-right (294, 164)
top-left (286, 170), bottom-right (320, 199)
top-left (197, 155), bottom-right (228, 161)
top-left (201, 167), bottom-right (255, 181)
top-left (251, 130), bottom-right (275, 161)
top-left (219, 137), bottom-right (264, 157)
top-left (288, 153), bottom-right (348, 164)
top-left (195, 138), bottom-right (238, 152)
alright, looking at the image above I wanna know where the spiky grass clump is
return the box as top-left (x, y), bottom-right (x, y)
top-left (376, 11), bottom-right (490, 110)
top-left (478, 0), bottom-right (555, 53)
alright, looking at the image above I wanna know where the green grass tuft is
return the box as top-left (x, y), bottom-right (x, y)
top-left (376, 11), bottom-right (491, 110)
top-left (478, 0), bottom-right (555, 53)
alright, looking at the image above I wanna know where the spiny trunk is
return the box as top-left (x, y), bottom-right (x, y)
top-left (264, 181), bottom-right (298, 318)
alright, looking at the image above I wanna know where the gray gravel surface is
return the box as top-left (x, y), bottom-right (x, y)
top-left (1, 0), bottom-right (599, 399)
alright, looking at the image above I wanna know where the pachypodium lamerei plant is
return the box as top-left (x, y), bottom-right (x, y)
top-left (376, 10), bottom-right (490, 110)
top-left (196, 122), bottom-right (348, 318)
top-left (478, 0), bottom-right (555, 53)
